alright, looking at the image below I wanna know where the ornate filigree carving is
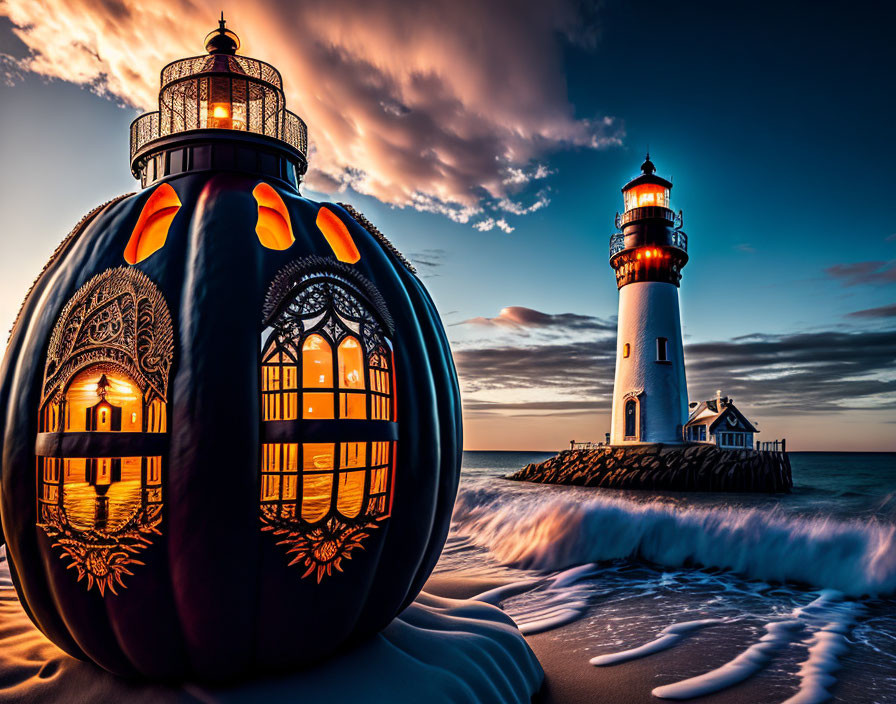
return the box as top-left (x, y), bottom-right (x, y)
top-left (38, 503), bottom-right (163, 596)
top-left (37, 267), bottom-right (173, 595)
top-left (263, 255), bottom-right (394, 334)
top-left (42, 267), bottom-right (174, 404)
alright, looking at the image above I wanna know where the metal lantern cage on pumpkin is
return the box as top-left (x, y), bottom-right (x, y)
top-left (0, 18), bottom-right (462, 682)
top-left (130, 15), bottom-right (308, 189)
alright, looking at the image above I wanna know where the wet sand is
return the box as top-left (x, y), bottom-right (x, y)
top-left (423, 574), bottom-right (808, 704)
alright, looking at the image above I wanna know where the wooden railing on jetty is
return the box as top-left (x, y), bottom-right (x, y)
top-left (572, 439), bottom-right (788, 453)
top-left (757, 439), bottom-right (786, 453)
top-left (569, 440), bottom-right (608, 450)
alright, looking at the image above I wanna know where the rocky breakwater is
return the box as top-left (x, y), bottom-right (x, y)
top-left (509, 444), bottom-right (792, 493)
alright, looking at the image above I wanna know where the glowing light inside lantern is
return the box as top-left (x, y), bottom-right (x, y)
top-left (208, 102), bottom-right (233, 129)
top-left (624, 184), bottom-right (670, 211)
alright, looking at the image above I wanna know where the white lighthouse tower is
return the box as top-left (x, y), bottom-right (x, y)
top-left (609, 155), bottom-right (689, 445)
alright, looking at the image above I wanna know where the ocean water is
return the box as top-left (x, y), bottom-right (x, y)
top-left (434, 451), bottom-right (896, 703)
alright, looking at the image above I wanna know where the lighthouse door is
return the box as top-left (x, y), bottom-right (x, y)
top-left (624, 399), bottom-right (638, 439)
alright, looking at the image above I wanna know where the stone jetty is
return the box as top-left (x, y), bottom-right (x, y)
top-left (508, 444), bottom-right (792, 493)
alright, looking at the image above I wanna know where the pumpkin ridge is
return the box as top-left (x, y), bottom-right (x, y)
top-left (337, 203), bottom-right (416, 274)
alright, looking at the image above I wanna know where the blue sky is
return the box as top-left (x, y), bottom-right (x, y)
top-left (1, 1), bottom-right (894, 449)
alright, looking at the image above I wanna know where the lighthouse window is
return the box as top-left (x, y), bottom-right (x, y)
top-left (656, 337), bottom-right (668, 362)
top-left (623, 343), bottom-right (631, 359)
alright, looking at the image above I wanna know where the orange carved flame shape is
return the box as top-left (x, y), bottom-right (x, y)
top-left (124, 183), bottom-right (181, 264)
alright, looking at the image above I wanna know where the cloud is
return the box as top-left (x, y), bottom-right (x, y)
top-left (472, 217), bottom-right (514, 233)
top-left (825, 261), bottom-right (896, 287)
top-left (454, 328), bottom-right (896, 416)
top-left (846, 303), bottom-right (896, 319)
top-left (495, 218), bottom-right (514, 234)
top-left (457, 306), bottom-right (616, 332)
top-left (496, 191), bottom-right (551, 216)
top-left (735, 243), bottom-right (756, 253)
top-left (0, 0), bottom-right (623, 226)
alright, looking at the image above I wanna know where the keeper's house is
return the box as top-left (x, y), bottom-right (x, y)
top-left (684, 392), bottom-right (758, 449)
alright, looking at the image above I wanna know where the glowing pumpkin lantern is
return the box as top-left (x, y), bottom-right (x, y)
top-left (0, 19), bottom-right (461, 681)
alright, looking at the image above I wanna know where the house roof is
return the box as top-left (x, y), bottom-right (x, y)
top-left (686, 397), bottom-right (759, 434)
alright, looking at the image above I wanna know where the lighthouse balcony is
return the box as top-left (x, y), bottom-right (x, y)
top-left (609, 229), bottom-right (687, 259)
top-left (129, 108), bottom-right (307, 162)
top-left (617, 205), bottom-right (677, 228)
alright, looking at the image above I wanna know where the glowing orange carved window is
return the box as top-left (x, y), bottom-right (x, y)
top-left (253, 182), bottom-right (295, 250)
top-left (259, 267), bottom-right (397, 580)
top-left (316, 207), bottom-right (360, 263)
top-left (338, 337), bottom-right (366, 419)
top-left (302, 443), bottom-right (335, 522)
top-left (302, 335), bottom-right (335, 419)
top-left (124, 183), bottom-right (181, 264)
top-left (36, 268), bottom-right (172, 596)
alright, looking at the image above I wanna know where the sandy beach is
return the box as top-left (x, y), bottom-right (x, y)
top-left (0, 549), bottom-right (543, 704)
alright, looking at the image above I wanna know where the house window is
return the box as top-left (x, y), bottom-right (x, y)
top-left (656, 337), bottom-right (668, 362)
top-left (624, 398), bottom-right (638, 439)
top-left (623, 343), bottom-right (630, 358)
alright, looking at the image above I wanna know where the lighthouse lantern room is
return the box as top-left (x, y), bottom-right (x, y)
top-left (609, 155), bottom-right (689, 445)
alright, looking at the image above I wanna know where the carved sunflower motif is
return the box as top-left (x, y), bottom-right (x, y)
top-left (260, 516), bottom-right (377, 582)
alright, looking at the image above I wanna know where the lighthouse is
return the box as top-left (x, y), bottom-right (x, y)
top-left (608, 155), bottom-right (689, 445)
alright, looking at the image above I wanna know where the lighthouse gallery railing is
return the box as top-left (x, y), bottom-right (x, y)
top-left (608, 230), bottom-right (688, 259)
top-left (130, 109), bottom-right (307, 160)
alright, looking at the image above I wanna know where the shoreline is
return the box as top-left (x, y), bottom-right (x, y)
top-left (421, 572), bottom-right (794, 704)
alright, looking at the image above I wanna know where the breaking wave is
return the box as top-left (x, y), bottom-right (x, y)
top-left (450, 488), bottom-right (896, 597)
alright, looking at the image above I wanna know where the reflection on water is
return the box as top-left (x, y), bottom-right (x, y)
top-left (61, 456), bottom-right (143, 532)
top-left (63, 480), bottom-right (143, 532)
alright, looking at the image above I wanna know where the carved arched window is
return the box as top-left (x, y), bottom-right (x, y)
top-left (36, 268), bottom-right (173, 595)
top-left (259, 259), bottom-right (396, 581)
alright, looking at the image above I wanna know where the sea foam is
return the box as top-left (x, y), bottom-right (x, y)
top-left (451, 488), bottom-right (896, 596)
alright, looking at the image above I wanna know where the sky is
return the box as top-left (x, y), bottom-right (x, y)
top-left (0, 0), bottom-right (894, 451)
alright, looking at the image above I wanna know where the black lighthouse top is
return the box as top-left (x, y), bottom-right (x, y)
top-left (621, 153), bottom-right (673, 193)
top-left (204, 13), bottom-right (240, 55)
top-left (608, 155), bottom-right (689, 289)
top-left (129, 17), bottom-right (308, 190)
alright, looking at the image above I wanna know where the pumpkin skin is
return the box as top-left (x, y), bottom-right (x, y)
top-left (0, 170), bottom-right (462, 681)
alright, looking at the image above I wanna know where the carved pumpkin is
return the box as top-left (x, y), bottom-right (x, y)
top-left (0, 20), bottom-right (461, 681)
